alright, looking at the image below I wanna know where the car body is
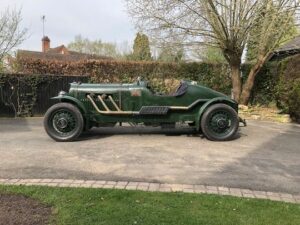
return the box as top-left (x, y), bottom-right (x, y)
top-left (44, 78), bottom-right (244, 141)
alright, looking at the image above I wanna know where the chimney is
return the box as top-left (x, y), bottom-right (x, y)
top-left (42, 36), bottom-right (50, 52)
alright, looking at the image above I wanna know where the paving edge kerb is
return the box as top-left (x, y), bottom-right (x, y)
top-left (0, 178), bottom-right (299, 204)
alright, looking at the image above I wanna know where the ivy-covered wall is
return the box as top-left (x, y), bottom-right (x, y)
top-left (0, 74), bottom-right (88, 117)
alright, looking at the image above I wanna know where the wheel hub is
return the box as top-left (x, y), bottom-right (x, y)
top-left (209, 110), bottom-right (232, 135)
top-left (52, 110), bottom-right (76, 135)
top-left (56, 118), bottom-right (68, 129)
top-left (216, 118), bottom-right (228, 129)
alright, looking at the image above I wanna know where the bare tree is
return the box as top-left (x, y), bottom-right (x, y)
top-left (0, 8), bottom-right (27, 61)
top-left (126, 0), bottom-right (300, 104)
top-left (68, 35), bottom-right (120, 58)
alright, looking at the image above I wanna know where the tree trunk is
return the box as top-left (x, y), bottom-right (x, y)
top-left (230, 64), bottom-right (242, 102)
top-left (240, 56), bottom-right (268, 105)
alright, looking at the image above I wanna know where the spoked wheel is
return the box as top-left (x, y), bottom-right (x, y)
top-left (44, 103), bottom-right (84, 142)
top-left (201, 103), bottom-right (239, 141)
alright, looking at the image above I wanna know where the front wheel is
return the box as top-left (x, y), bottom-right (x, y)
top-left (201, 103), bottom-right (239, 141)
top-left (44, 103), bottom-right (84, 142)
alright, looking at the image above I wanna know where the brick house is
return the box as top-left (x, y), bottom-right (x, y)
top-left (17, 36), bottom-right (112, 62)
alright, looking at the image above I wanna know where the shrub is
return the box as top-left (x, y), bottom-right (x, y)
top-left (275, 55), bottom-right (300, 122)
top-left (288, 81), bottom-right (300, 122)
top-left (243, 62), bottom-right (280, 106)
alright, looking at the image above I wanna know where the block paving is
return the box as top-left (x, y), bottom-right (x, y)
top-left (0, 178), bottom-right (298, 204)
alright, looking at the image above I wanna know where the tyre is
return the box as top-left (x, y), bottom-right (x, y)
top-left (44, 103), bottom-right (84, 142)
top-left (201, 103), bottom-right (239, 141)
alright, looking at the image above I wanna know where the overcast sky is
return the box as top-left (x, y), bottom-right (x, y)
top-left (0, 0), bottom-right (136, 51)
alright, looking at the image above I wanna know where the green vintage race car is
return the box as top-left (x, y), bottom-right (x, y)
top-left (44, 78), bottom-right (245, 142)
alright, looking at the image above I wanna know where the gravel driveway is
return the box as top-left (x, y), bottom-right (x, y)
top-left (0, 118), bottom-right (299, 194)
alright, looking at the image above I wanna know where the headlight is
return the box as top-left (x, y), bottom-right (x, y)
top-left (59, 91), bottom-right (66, 96)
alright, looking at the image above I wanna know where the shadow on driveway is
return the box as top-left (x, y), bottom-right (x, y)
top-left (201, 125), bottom-right (300, 194)
top-left (78, 125), bottom-right (242, 141)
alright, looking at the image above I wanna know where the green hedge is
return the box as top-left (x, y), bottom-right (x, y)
top-left (15, 58), bottom-right (278, 102)
top-left (13, 56), bottom-right (300, 122)
top-left (16, 58), bottom-right (232, 94)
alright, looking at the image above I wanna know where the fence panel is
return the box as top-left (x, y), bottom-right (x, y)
top-left (0, 74), bottom-right (89, 117)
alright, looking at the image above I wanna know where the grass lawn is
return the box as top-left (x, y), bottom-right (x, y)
top-left (0, 185), bottom-right (299, 225)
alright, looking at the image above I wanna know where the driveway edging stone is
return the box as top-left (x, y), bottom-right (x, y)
top-left (0, 178), bottom-right (298, 204)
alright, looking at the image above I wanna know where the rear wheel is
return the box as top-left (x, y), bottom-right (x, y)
top-left (201, 103), bottom-right (239, 141)
top-left (44, 103), bottom-right (83, 142)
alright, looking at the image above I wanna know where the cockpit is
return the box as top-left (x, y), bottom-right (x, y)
top-left (137, 77), bottom-right (188, 97)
